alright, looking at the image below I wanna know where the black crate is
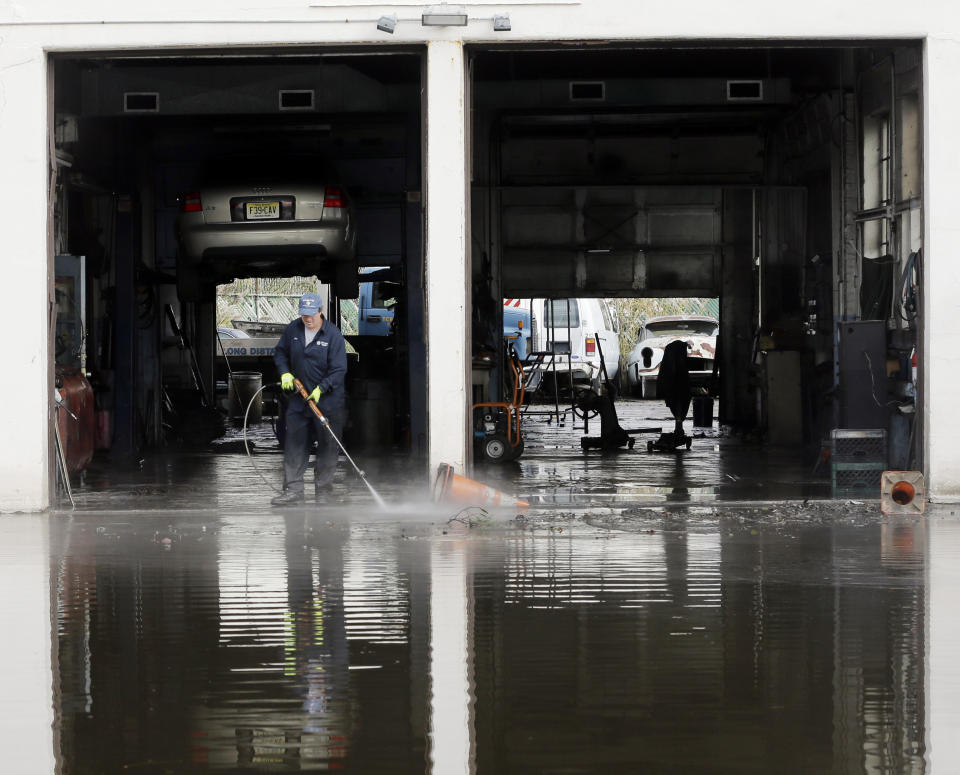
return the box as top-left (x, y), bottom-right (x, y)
top-left (830, 429), bottom-right (886, 463)
top-left (832, 461), bottom-right (885, 497)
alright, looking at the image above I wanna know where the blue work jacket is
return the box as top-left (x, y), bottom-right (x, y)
top-left (274, 318), bottom-right (347, 411)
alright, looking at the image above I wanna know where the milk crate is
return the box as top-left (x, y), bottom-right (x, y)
top-left (830, 429), bottom-right (887, 463)
top-left (830, 430), bottom-right (886, 497)
top-left (832, 461), bottom-right (886, 497)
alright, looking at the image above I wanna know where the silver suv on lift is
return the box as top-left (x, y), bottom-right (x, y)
top-left (175, 154), bottom-right (358, 301)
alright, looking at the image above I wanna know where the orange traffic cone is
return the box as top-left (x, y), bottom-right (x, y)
top-left (433, 463), bottom-right (530, 512)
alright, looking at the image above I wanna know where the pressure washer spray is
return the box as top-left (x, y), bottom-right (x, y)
top-left (242, 380), bottom-right (386, 509)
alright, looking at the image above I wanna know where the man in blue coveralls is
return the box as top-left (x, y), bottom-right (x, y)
top-left (271, 292), bottom-right (347, 506)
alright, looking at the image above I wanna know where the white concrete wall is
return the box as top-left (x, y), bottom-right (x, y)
top-left (923, 36), bottom-right (960, 501)
top-left (1, 2), bottom-right (960, 507)
top-left (0, 40), bottom-right (51, 512)
top-left (425, 41), bottom-right (470, 476)
top-left (0, 1), bottom-right (949, 41)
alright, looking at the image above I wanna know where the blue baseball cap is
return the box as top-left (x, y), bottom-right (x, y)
top-left (298, 293), bottom-right (322, 316)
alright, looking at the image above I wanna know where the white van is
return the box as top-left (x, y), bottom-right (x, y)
top-left (524, 298), bottom-right (620, 389)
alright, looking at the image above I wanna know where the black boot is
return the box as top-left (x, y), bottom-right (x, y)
top-left (271, 489), bottom-right (304, 506)
top-left (314, 484), bottom-right (333, 504)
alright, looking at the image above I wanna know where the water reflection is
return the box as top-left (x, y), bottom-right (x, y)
top-left (54, 511), bottom-right (926, 772)
top-left (200, 515), bottom-right (353, 768)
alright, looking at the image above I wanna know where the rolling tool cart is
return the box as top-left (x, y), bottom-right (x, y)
top-left (473, 349), bottom-right (531, 463)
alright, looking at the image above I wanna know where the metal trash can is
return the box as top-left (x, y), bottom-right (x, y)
top-left (228, 371), bottom-right (263, 422)
top-left (692, 396), bottom-right (713, 428)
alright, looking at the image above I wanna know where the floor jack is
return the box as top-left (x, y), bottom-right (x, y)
top-left (578, 392), bottom-right (652, 450)
top-left (579, 337), bottom-right (658, 451)
top-left (646, 427), bottom-right (693, 453)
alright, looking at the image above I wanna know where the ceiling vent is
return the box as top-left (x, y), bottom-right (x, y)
top-left (279, 90), bottom-right (315, 111)
top-left (123, 92), bottom-right (159, 113)
top-left (569, 81), bottom-right (605, 102)
top-left (726, 80), bottom-right (763, 102)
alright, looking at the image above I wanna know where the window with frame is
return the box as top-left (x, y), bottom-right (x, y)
top-left (861, 112), bottom-right (891, 259)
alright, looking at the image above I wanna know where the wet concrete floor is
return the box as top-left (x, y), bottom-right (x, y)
top-left (31, 399), bottom-right (960, 772)
top-left (67, 398), bottom-right (827, 514)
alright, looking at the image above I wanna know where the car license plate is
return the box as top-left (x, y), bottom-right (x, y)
top-left (246, 201), bottom-right (280, 220)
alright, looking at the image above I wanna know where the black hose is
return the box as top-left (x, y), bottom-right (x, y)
top-left (245, 382), bottom-right (387, 508)
top-left (243, 382), bottom-right (283, 494)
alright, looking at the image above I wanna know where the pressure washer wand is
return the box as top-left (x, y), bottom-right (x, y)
top-left (293, 379), bottom-right (386, 508)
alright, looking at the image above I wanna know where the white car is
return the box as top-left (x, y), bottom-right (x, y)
top-left (625, 315), bottom-right (718, 398)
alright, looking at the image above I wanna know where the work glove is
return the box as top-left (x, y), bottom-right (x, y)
top-left (308, 386), bottom-right (323, 403)
top-left (280, 372), bottom-right (295, 392)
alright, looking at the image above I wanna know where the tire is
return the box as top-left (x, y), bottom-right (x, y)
top-left (572, 388), bottom-right (599, 421)
top-left (505, 436), bottom-right (525, 462)
top-left (480, 434), bottom-right (512, 463)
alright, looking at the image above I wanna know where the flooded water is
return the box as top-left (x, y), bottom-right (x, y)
top-left (48, 504), bottom-right (941, 774)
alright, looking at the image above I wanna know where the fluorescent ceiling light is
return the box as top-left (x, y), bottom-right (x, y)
top-left (422, 6), bottom-right (468, 26)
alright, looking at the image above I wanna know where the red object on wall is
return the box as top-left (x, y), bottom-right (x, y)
top-left (56, 367), bottom-right (95, 474)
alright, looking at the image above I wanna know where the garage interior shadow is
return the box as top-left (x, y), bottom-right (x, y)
top-left (52, 42), bottom-right (922, 507)
top-left (52, 49), bottom-right (427, 508)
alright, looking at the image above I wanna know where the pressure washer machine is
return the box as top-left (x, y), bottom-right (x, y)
top-left (473, 349), bottom-right (529, 463)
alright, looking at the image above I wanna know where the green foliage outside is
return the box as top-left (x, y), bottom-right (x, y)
top-left (339, 299), bottom-right (359, 335)
top-left (216, 276), bottom-right (322, 328)
top-left (216, 277), bottom-right (360, 353)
